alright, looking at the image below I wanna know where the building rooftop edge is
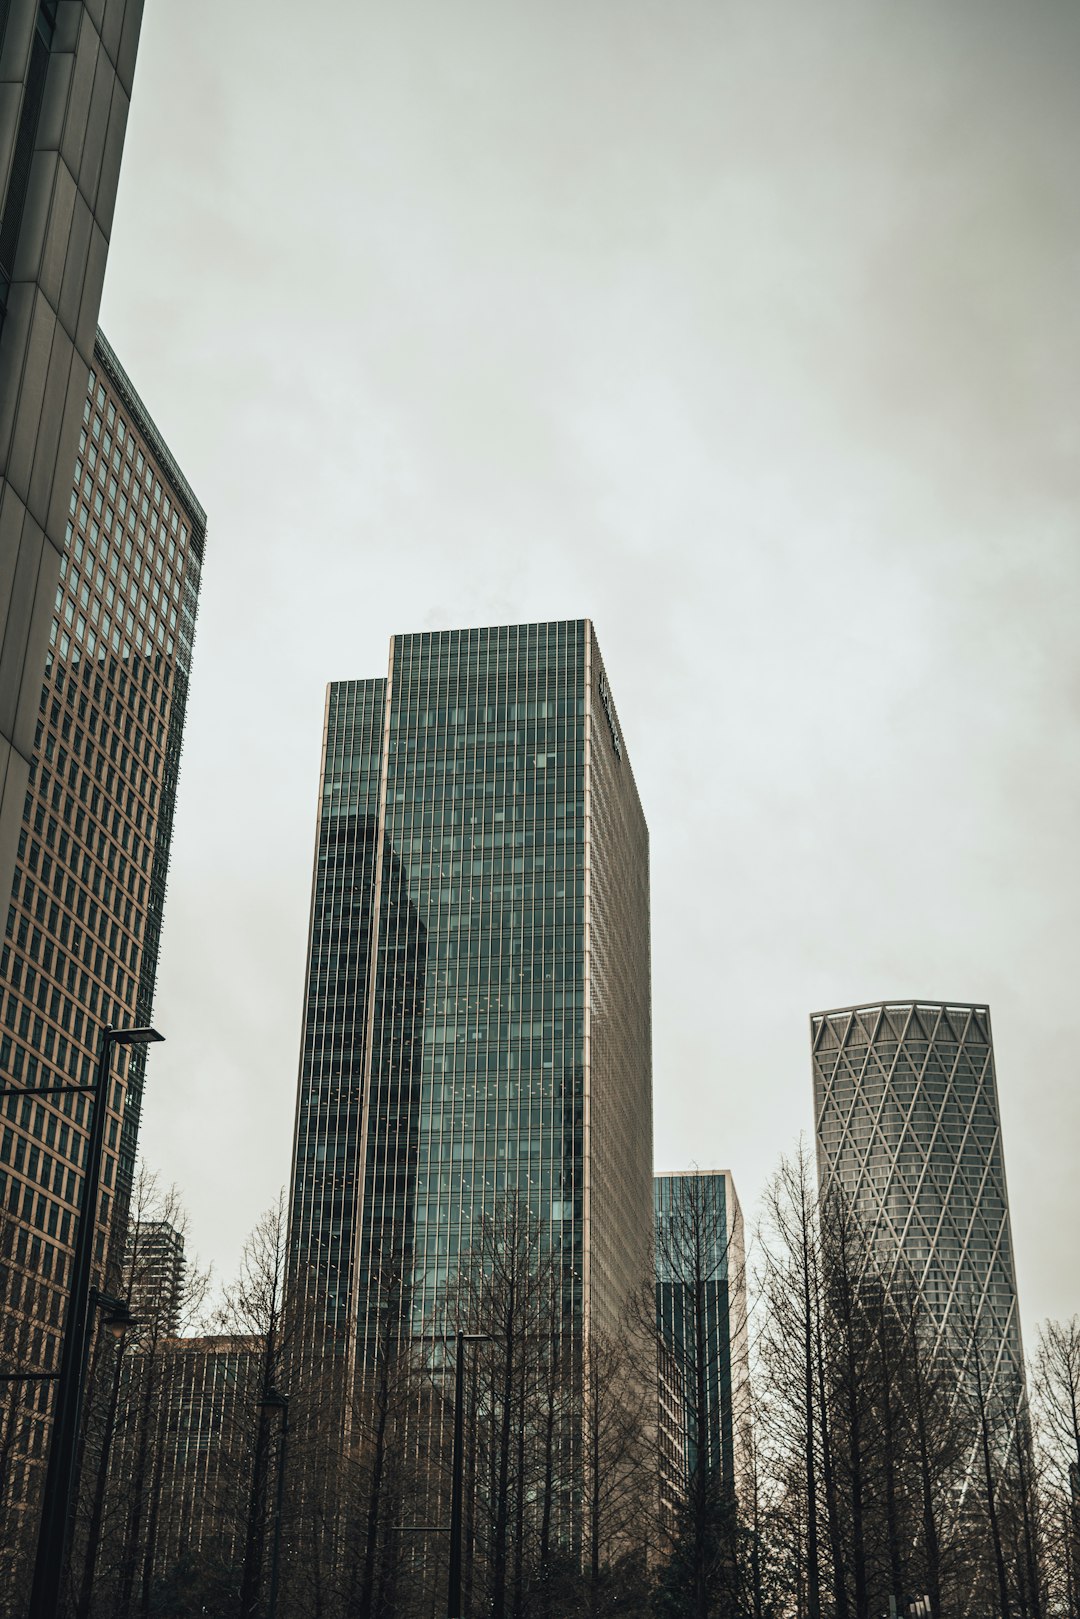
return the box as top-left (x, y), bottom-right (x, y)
top-left (94, 329), bottom-right (208, 541)
top-left (390, 618), bottom-right (594, 641)
top-left (322, 618), bottom-right (599, 696)
top-left (157, 1333), bottom-right (259, 1351)
top-left (654, 1168), bottom-right (735, 1181)
top-left (810, 999), bottom-right (990, 1021)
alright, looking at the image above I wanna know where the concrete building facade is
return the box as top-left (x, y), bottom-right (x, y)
top-left (0, 331), bottom-right (204, 1574)
top-left (0, 0), bottom-right (145, 903)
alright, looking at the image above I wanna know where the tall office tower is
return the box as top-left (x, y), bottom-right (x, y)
top-left (0, 332), bottom-right (204, 1563)
top-left (812, 1000), bottom-right (1024, 1410)
top-left (0, 0), bottom-right (145, 902)
top-left (289, 618), bottom-right (652, 1393)
top-left (125, 1216), bottom-right (185, 1335)
top-left (654, 1170), bottom-right (750, 1499)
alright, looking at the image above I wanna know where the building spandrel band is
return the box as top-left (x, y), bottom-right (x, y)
top-left (289, 620), bottom-right (653, 1382)
top-left (812, 1000), bottom-right (1024, 1409)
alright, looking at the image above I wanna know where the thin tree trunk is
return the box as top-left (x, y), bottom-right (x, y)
top-left (138, 1393), bottom-right (168, 1619)
top-left (75, 1344), bottom-right (125, 1619)
top-left (491, 1288), bottom-right (516, 1619)
top-left (1014, 1410), bottom-right (1044, 1619)
top-left (590, 1379), bottom-right (601, 1618)
top-left (813, 1297), bottom-right (847, 1619)
top-left (239, 1403), bottom-right (271, 1617)
top-left (833, 1262), bottom-right (869, 1619)
top-left (358, 1348), bottom-right (391, 1619)
top-left (464, 1356), bottom-right (478, 1619)
top-left (801, 1205), bottom-right (822, 1619)
top-left (878, 1313), bottom-right (904, 1605)
top-left (910, 1344), bottom-right (942, 1619)
top-left (537, 1339), bottom-right (557, 1619)
top-left (975, 1351), bottom-right (1012, 1619)
top-left (117, 1346), bottom-right (159, 1619)
top-left (693, 1266), bottom-right (711, 1619)
top-left (512, 1343), bottom-right (526, 1619)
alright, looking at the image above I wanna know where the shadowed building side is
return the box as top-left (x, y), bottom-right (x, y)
top-left (0, 0), bottom-right (145, 901)
top-left (0, 334), bottom-right (205, 1584)
top-left (287, 679), bottom-right (386, 1380)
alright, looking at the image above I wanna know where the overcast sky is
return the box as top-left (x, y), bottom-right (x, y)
top-left (98, 0), bottom-right (1080, 1339)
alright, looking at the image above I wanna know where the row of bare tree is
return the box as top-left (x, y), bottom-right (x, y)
top-left (1, 1152), bottom-right (1078, 1619)
top-left (754, 1146), bottom-right (1080, 1619)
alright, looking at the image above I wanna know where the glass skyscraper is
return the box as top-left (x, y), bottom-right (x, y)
top-left (812, 1000), bottom-right (1023, 1410)
top-left (654, 1170), bottom-right (749, 1498)
top-left (289, 620), bottom-right (653, 1380)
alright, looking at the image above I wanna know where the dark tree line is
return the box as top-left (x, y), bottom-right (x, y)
top-left (4, 1158), bottom-right (1080, 1618)
top-left (754, 1145), bottom-right (1071, 1619)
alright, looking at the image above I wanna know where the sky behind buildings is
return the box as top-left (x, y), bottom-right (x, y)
top-left (96, 0), bottom-right (1080, 1338)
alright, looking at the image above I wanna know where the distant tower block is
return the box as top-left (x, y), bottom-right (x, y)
top-left (126, 1219), bottom-right (186, 1336)
top-left (654, 1170), bottom-right (750, 1500)
top-left (812, 1000), bottom-right (1024, 1411)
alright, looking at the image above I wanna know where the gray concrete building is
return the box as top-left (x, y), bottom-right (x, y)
top-left (0, 0), bottom-right (144, 903)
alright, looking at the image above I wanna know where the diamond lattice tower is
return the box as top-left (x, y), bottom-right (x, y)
top-left (812, 1000), bottom-right (1024, 1409)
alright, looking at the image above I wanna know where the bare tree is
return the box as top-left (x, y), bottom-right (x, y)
top-left (0, 1202), bottom-right (52, 1618)
top-left (78, 1168), bottom-right (209, 1619)
top-left (756, 1147), bottom-right (992, 1619)
top-left (1033, 1318), bottom-right (1080, 1614)
top-left (340, 1257), bottom-right (425, 1619)
top-left (435, 1194), bottom-right (601, 1619)
top-left (214, 1192), bottom-right (290, 1619)
top-left (757, 1144), bottom-right (824, 1619)
top-left (578, 1322), bottom-right (655, 1618)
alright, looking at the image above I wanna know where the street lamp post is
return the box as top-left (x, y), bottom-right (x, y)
top-left (9, 1024), bottom-right (164, 1619)
top-left (0, 1294), bottom-right (137, 1386)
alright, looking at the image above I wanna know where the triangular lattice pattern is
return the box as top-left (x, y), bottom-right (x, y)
top-left (812, 1001), bottom-right (1024, 1434)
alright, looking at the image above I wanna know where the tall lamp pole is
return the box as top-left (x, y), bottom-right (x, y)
top-left (12, 1024), bottom-right (164, 1619)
